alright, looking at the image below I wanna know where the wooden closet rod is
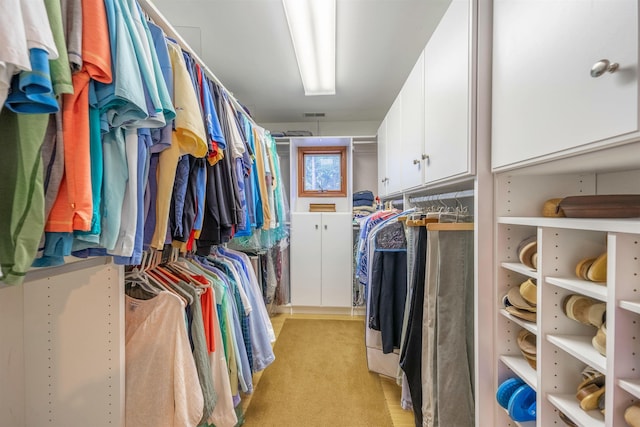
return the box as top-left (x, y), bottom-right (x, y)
top-left (406, 218), bottom-right (439, 227)
top-left (426, 222), bottom-right (474, 231)
top-left (137, 0), bottom-right (261, 130)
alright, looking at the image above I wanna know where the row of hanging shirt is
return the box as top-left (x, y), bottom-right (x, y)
top-left (125, 247), bottom-right (276, 427)
top-left (0, 0), bottom-right (288, 286)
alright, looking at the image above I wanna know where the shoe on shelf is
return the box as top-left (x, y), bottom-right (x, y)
top-left (508, 383), bottom-right (536, 422)
top-left (625, 402), bottom-right (640, 427)
top-left (592, 322), bottom-right (607, 356)
top-left (576, 365), bottom-right (605, 391)
top-left (558, 411), bottom-right (578, 427)
top-left (562, 294), bottom-right (606, 328)
top-left (598, 391), bottom-right (605, 415)
top-left (577, 383), bottom-right (605, 411)
top-left (496, 377), bottom-right (524, 409)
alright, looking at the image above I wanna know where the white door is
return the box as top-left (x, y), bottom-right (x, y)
top-left (377, 118), bottom-right (388, 197)
top-left (320, 213), bottom-right (352, 307)
top-left (385, 96), bottom-right (404, 194)
top-left (424, 0), bottom-right (471, 184)
top-left (492, 0), bottom-right (638, 169)
top-left (401, 51), bottom-right (425, 190)
top-left (290, 212), bottom-right (322, 306)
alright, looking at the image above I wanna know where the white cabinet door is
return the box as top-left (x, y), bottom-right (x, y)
top-left (401, 51), bottom-right (425, 190)
top-left (290, 212), bottom-right (352, 307)
top-left (386, 95), bottom-right (404, 194)
top-left (320, 213), bottom-right (353, 307)
top-left (492, 0), bottom-right (638, 169)
top-left (377, 118), bottom-right (388, 197)
top-left (290, 213), bottom-right (322, 306)
top-left (424, 0), bottom-right (471, 184)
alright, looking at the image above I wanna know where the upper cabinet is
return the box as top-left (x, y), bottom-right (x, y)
top-left (401, 52), bottom-right (425, 190)
top-left (424, 0), bottom-right (473, 185)
top-left (375, 0), bottom-right (476, 196)
top-left (385, 95), bottom-right (404, 195)
top-left (377, 118), bottom-right (389, 197)
top-left (492, 0), bottom-right (639, 170)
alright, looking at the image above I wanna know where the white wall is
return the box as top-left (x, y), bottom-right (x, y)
top-left (261, 120), bottom-right (379, 137)
top-left (352, 143), bottom-right (379, 196)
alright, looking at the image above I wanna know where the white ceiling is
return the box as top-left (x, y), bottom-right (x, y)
top-left (152, 0), bottom-right (452, 124)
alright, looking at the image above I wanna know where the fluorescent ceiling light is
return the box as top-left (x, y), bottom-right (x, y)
top-left (282, 0), bottom-right (336, 96)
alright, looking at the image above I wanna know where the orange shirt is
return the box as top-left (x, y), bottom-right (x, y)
top-left (46, 0), bottom-right (112, 232)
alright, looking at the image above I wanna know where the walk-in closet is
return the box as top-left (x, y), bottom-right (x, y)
top-left (2, 0), bottom-right (640, 426)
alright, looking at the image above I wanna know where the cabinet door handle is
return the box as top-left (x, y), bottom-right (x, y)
top-left (315, 224), bottom-right (319, 230)
top-left (422, 154), bottom-right (430, 160)
top-left (591, 59), bottom-right (619, 78)
top-left (324, 225), bottom-right (327, 230)
top-left (413, 159), bottom-right (420, 165)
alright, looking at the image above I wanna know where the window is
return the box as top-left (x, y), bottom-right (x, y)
top-left (297, 146), bottom-right (347, 197)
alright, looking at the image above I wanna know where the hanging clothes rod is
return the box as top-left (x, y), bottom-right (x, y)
top-left (137, 0), bottom-right (262, 130)
top-left (408, 189), bottom-right (474, 205)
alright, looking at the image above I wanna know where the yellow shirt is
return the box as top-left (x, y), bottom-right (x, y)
top-left (151, 40), bottom-right (207, 249)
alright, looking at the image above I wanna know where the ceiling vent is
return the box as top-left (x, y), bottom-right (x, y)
top-left (303, 112), bottom-right (326, 118)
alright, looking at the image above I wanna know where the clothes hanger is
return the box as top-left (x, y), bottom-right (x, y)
top-left (125, 268), bottom-right (160, 298)
top-left (164, 261), bottom-right (208, 293)
top-left (147, 266), bottom-right (192, 305)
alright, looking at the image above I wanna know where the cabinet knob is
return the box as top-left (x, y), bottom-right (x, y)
top-left (413, 159), bottom-right (420, 165)
top-left (324, 225), bottom-right (327, 230)
top-left (591, 59), bottom-right (619, 78)
top-left (421, 154), bottom-right (430, 160)
top-left (315, 224), bottom-right (318, 230)
top-left (381, 177), bottom-right (389, 183)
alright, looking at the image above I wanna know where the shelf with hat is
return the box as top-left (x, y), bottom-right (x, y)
top-left (501, 262), bottom-right (537, 279)
top-left (493, 166), bottom-right (640, 426)
top-left (499, 309), bottom-right (537, 334)
top-left (547, 393), bottom-right (605, 427)
top-left (546, 334), bottom-right (607, 374)
top-left (545, 276), bottom-right (608, 303)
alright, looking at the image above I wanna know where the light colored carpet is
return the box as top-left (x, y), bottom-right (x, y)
top-left (243, 318), bottom-right (394, 427)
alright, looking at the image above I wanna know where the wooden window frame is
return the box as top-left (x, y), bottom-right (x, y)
top-left (297, 146), bottom-right (347, 197)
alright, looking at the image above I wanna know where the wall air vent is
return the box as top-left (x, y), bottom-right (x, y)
top-left (303, 112), bottom-right (326, 118)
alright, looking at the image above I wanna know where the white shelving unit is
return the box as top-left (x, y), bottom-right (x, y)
top-left (493, 167), bottom-right (640, 427)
